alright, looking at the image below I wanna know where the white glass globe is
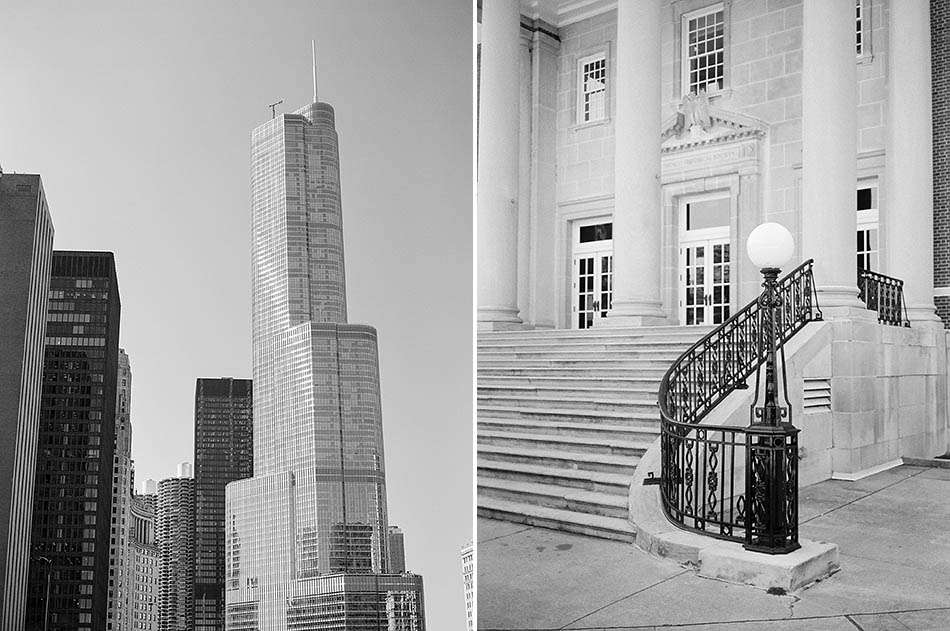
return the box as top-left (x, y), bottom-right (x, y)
top-left (746, 222), bottom-right (795, 269)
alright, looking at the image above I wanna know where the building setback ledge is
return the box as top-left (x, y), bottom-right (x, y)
top-left (629, 437), bottom-right (840, 592)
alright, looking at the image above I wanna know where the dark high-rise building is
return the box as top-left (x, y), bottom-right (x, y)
top-left (157, 475), bottom-right (195, 631)
top-left (0, 172), bottom-right (54, 630)
top-left (194, 377), bottom-right (252, 631)
top-left (387, 526), bottom-right (406, 574)
top-left (26, 251), bottom-right (121, 631)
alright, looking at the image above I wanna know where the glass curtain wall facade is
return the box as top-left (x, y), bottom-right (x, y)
top-left (225, 99), bottom-right (423, 629)
top-left (26, 251), bottom-right (121, 631)
top-left (195, 377), bottom-right (253, 631)
top-left (0, 173), bottom-right (54, 630)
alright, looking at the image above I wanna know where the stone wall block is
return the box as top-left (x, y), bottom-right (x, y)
top-left (767, 28), bottom-right (801, 56)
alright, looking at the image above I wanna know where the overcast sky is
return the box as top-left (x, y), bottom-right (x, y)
top-left (1, 0), bottom-right (472, 626)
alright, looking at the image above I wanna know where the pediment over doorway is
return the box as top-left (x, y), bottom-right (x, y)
top-left (661, 105), bottom-right (767, 154)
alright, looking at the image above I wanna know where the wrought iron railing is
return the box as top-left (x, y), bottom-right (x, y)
top-left (858, 269), bottom-right (910, 327)
top-left (657, 260), bottom-right (821, 544)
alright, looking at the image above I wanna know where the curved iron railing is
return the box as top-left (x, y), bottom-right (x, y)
top-left (657, 260), bottom-right (821, 544)
top-left (858, 269), bottom-right (910, 327)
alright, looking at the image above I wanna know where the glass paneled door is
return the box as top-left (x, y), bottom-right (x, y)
top-left (680, 240), bottom-right (731, 325)
top-left (572, 219), bottom-right (613, 329)
top-left (679, 193), bottom-right (732, 326)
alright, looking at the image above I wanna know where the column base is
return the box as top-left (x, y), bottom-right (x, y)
top-left (600, 300), bottom-right (669, 327)
top-left (906, 303), bottom-right (943, 326)
top-left (816, 285), bottom-right (872, 320)
top-left (477, 306), bottom-right (524, 331)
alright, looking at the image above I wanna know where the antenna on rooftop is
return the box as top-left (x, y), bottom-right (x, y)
top-left (268, 99), bottom-right (284, 119)
top-left (311, 40), bottom-right (318, 103)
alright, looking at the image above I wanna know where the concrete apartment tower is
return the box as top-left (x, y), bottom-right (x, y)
top-left (26, 251), bottom-right (121, 631)
top-left (0, 172), bottom-right (54, 631)
top-left (194, 377), bottom-right (253, 631)
top-left (157, 476), bottom-right (195, 630)
top-left (108, 349), bottom-right (134, 631)
top-left (223, 65), bottom-right (424, 629)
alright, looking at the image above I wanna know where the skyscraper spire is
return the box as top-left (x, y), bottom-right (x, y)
top-left (311, 39), bottom-right (318, 103)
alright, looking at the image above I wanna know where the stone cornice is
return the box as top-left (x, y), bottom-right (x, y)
top-left (520, 0), bottom-right (616, 27)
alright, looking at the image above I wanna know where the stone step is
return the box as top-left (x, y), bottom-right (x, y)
top-left (477, 496), bottom-right (637, 542)
top-left (477, 459), bottom-right (631, 496)
top-left (477, 366), bottom-right (669, 378)
top-left (477, 429), bottom-right (650, 457)
top-left (477, 476), bottom-right (629, 519)
top-left (477, 443), bottom-right (640, 476)
top-left (477, 325), bottom-right (714, 342)
top-left (478, 394), bottom-right (657, 414)
top-left (477, 337), bottom-right (704, 350)
top-left (477, 384), bottom-right (658, 401)
top-left (476, 375), bottom-right (663, 390)
top-left (478, 351), bottom-right (684, 363)
top-left (477, 357), bottom-right (675, 369)
top-left (478, 404), bottom-right (659, 425)
top-left (477, 416), bottom-right (658, 442)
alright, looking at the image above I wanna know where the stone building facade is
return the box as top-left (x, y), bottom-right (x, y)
top-left (478, 0), bottom-right (938, 332)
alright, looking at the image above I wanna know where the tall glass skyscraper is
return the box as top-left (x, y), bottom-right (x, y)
top-left (224, 97), bottom-right (424, 630)
top-left (27, 251), bottom-right (122, 631)
top-left (0, 172), bottom-right (54, 630)
top-left (194, 377), bottom-right (253, 631)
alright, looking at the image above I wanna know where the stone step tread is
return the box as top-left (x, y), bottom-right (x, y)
top-left (477, 375), bottom-right (662, 383)
top-left (477, 496), bottom-right (637, 536)
top-left (484, 337), bottom-right (695, 351)
top-left (477, 443), bottom-right (639, 468)
top-left (478, 357), bottom-right (676, 363)
top-left (478, 404), bottom-right (658, 419)
top-left (477, 417), bottom-right (658, 434)
top-left (478, 429), bottom-right (652, 451)
top-left (477, 476), bottom-right (629, 508)
top-left (478, 346), bottom-right (688, 354)
top-left (478, 325), bottom-right (714, 337)
top-left (478, 393), bottom-right (657, 406)
top-left (477, 459), bottom-right (632, 487)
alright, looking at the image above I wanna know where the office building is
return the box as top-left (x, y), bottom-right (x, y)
top-left (0, 171), bottom-right (54, 629)
top-left (26, 251), bottom-right (121, 631)
top-left (108, 349), bottom-right (134, 630)
top-left (157, 476), bottom-right (195, 630)
top-left (224, 82), bottom-right (425, 628)
top-left (130, 493), bottom-right (159, 631)
top-left (387, 526), bottom-right (405, 574)
top-left (461, 542), bottom-right (473, 631)
top-left (194, 377), bottom-right (253, 631)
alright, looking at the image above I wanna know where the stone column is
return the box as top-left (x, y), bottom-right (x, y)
top-left (885, 1), bottom-right (940, 323)
top-left (801, 0), bottom-right (863, 314)
top-left (477, 0), bottom-right (522, 329)
top-left (604, 0), bottom-right (666, 326)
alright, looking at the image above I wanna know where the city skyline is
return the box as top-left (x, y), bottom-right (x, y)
top-left (0, 2), bottom-right (472, 628)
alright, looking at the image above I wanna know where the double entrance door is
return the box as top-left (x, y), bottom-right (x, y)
top-left (679, 193), bottom-right (732, 326)
top-left (572, 220), bottom-right (613, 329)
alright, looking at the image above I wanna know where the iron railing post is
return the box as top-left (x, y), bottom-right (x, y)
top-left (743, 266), bottom-right (801, 554)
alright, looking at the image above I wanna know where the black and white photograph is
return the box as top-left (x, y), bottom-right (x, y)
top-left (4, 0), bottom-right (950, 630)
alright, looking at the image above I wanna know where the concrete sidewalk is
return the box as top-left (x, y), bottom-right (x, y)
top-left (477, 465), bottom-right (950, 630)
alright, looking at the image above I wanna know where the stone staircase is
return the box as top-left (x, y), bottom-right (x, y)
top-left (477, 326), bottom-right (712, 541)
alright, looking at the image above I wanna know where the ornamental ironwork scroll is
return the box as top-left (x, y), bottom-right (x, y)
top-left (657, 260), bottom-right (821, 546)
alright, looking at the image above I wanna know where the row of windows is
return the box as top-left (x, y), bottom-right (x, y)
top-left (576, 0), bottom-right (869, 124)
